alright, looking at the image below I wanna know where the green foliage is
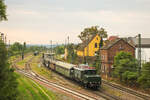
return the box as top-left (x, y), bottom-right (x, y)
top-left (0, 0), bottom-right (7, 21)
top-left (113, 51), bottom-right (138, 84)
top-left (78, 26), bottom-right (107, 42)
top-left (16, 74), bottom-right (56, 100)
top-left (8, 42), bottom-right (46, 57)
top-left (67, 44), bottom-right (77, 64)
top-left (10, 42), bottom-right (23, 52)
top-left (28, 46), bottom-right (45, 52)
top-left (54, 45), bottom-right (65, 55)
top-left (8, 42), bottom-right (23, 56)
top-left (137, 62), bottom-right (150, 89)
top-left (122, 71), bottom-right (138, 85)
top-left (95, 55), bottom-right (101, 74)
top-left (0, 40), bottom-right (18, 100)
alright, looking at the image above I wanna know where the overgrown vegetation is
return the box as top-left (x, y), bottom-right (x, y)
top-left (66, 44), bottom-right (78, 64)
top-left (113, 52), bottom-right (138, 85)
top-left (0, 0), bottom-right (7, 21)
top-left (0, 2), bottom-right (18, 99)
top-left (113, 51), bottom-right (150, 91)
top-left (0, 40), bottom-right (18, 100)
top-left (137, 62), bottom-right (150, 89)
top-left (78, 26), bottom-right (107, 42)
top-left (54, 45), bottom-right (65, 55)
top-left (8, 42), bottom-right (47, 57)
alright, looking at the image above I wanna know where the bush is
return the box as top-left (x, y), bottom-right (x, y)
top-left (137, 62), bottom-right (150, 89)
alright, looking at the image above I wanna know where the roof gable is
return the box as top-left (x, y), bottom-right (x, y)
top-left (77, 34), bottom-right (100, 51)
top-left (101, 38), bottom-right (135, 50)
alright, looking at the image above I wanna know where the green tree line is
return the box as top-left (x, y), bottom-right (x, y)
top-left (113, 51), bottom-right (150, 89)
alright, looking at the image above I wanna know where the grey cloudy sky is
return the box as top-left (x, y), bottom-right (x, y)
top-left (0, 0), bottom-right (150, 44)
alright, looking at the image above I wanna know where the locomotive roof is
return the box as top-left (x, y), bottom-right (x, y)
top-left (44, 57), bottom-right (96, 70)
top-left (73, 67), bottom-right (96, 71)
top-left (50, 59), bottom-right (76, 69)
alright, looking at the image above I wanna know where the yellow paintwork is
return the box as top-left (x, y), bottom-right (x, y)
top-left (77, 34), bottom-right (102, 57)
top-left (64, 48), bottom-right (68, 60)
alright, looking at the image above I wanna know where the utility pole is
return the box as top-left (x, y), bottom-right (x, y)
top-left (22, 42), bottom-right (25, 60)
top-left (67, 36), bottom-right (69, 61)
top-left (51, 40), bottom-right (52, 53)
top-left (138, 34), bottom-right (141, 76)
top-left (67, 36), bottom-right (69, 46)
top-left (5, 35), bottom-right (7, 44)
top-left (9, 40), bottom-right (10, 48)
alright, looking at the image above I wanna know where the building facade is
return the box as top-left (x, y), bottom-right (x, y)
top-left (100, 38), bottom-right (135, 77)
top-left (77, 34), bottom-right (102, 57)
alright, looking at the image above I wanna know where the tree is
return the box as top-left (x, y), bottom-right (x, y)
top-left (67, 44), bottom-right (77, 64)
top-left (55, 45), bottom-right (65, 55)
top-left (137, 62), bottom-right (150, 89)
top-left (113, 51), bottom-right (138, 83)
top-left (8, 42), bottom-right (23, 56)
top-left (0, 0), bottom-right (7, 21)
top-left (0, 40), bottom-right (18, 100)
top-left (78, 26), bottom-right (107, 42)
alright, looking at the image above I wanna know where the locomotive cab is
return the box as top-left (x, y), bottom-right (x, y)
top-left (83, 69), bottom-right (101, 88)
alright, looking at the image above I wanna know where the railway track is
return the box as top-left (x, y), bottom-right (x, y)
top-left (102, 80), bottom-right (150, 100)
top-left (14, 55), bottom-right (149, 100)
top-left (40, 58), bottom-right (122, 100)
top-left (94, 90), bottom-right (121, 100)
top-left (17, 69), bottom-right (100, 100)
top-left (13, 56), bottom-right (104, 100)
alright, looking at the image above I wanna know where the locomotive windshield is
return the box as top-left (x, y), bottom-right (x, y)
top-left (84, 70), bottom-right (96, 75)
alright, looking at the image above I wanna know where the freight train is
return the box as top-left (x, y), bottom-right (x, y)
top-left (42, 53), bottom-right (101, 89)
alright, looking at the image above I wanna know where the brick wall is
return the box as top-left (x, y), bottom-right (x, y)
top-left (100, 39), bottom-right (135, 77)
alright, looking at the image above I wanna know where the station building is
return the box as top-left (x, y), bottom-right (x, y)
top-left (100, 38), bottom-right (135, 78)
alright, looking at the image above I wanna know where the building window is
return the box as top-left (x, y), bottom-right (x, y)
top-left (96, 37), bottom-right (98, 40)
top-left (95, 51), bottom-right (97, 56)
top-left (95, 43), bottom-right (97, 48)
top-left (104, 65), bottom-right (105, 73)
top-left (119, 44), bottom-right (124, 50)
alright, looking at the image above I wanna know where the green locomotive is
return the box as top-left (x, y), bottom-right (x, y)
top-left (42, 53), bottom-right (101, 89)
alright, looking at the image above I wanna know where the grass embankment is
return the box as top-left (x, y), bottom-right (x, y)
top-left (16, 73), bottom-right (57, 100)
top-left (31, 54), bottom-right (54, 81)
top-left (9, 55), bottom-right (20, 63)
top-left (15, 54), bottom-right (75, 100)
top-left (16, 55), bottom-right (33, 69)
